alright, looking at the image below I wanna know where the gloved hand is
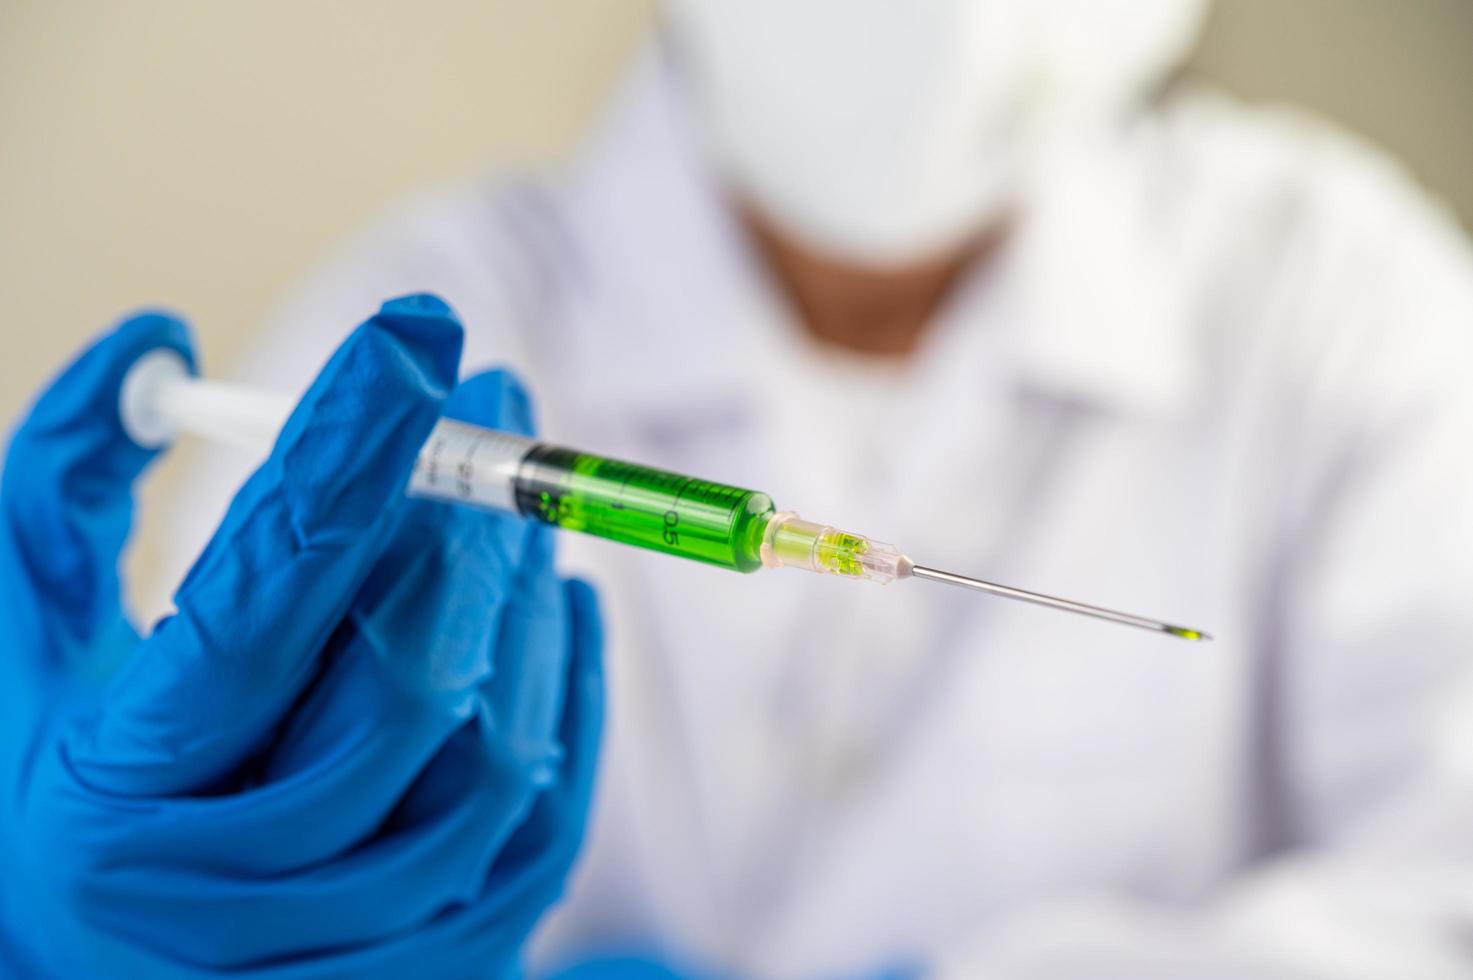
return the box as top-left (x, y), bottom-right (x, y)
top-left (546, 954), bottom-right (706, 980)
top-left (0, 295), bottom-right (604, 977)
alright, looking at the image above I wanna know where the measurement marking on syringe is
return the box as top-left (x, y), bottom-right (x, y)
top-left (456, 439), bottom-right (479, 499)
top-left (425, 435), bottom-right (445, 487)
top-left (612, 466), bottom-right (634, 510)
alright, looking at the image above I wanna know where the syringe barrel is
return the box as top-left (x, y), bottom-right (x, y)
top-left (408, 419), bottom-right (533, 513)
top-left (509, 445), bottom-right (775, 572)
top-left (412, 424), bottom-right (775, 573)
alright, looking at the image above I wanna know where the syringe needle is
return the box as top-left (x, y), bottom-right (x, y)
top-left (908, 565), bottom-right (1212, 641)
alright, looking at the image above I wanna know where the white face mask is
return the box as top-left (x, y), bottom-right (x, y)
top-left (663, 0), bottom-right (1208, 264)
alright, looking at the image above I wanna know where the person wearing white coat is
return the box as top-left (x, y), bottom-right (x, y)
top-left (164, 6), bottom-right (1473, 979)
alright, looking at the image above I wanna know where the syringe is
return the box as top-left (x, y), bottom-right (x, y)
top-left (120, 351), bottom-right (1211, 642)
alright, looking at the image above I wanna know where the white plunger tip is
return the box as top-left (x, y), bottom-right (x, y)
top-left (120, 349), bottom-right (191, 448)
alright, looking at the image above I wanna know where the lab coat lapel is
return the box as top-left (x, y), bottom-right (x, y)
top-left (1005, 122), bottom-right (1198, 418)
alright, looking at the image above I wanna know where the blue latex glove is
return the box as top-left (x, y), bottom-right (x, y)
top-left (546, 955), bottom-right (702, 980)
top-left (0, 295), bottom-right (604, 977)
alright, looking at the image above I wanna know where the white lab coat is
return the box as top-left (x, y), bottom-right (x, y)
top-left (165, 48), bottom-right (1473, 979)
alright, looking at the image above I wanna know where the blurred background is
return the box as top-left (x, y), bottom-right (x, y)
top-left (2, 0), bottom-right (1472, 607)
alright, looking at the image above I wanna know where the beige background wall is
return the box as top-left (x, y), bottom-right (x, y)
top-left (1, 0), bottom-right (658, 417)
top-left (2, 0), bottom-right (1471, 608)
top-left (1189, 0), bottom-right (1473, 224)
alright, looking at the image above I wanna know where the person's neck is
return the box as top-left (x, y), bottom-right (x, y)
top-left (742, 206), bottom-right (1005, 358)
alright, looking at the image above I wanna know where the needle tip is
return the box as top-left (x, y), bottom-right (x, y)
top-left (1165, 626), bottom-right (1212, 642)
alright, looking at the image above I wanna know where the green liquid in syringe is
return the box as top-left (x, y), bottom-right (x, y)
top-left (513, 447), bottom-right (777, 572)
